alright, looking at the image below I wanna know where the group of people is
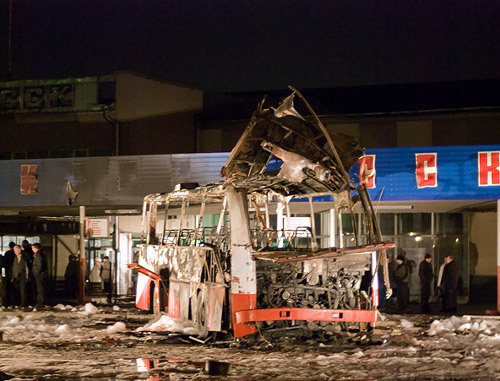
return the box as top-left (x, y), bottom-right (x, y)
top-left (89, 256), bottom-right (112, 295)
top-left (1, 240), bottom-right (48, 308)
top-left (63, 254), bottom-right (112, 297)
top-left (391, 253), bottom-right (459, 314)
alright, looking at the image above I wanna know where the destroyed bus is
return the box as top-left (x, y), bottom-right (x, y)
top-left (129, 88), bottom-right (394, 339)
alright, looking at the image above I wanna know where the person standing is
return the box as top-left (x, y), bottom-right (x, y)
top-left (89, 258), bottom-right (102, 294)
top-left (3, 242), bottom-right (15, 306)
top-left (11, 245), bottom-right (28, 307)
top-left (64, 254), bottom-right (79, 298)
top-left (394, 255), bottom-right (410, 313)
top-left (21, 240), bottom-right (35, 306)
top-left (418, 253), bottom-right (434, 313)
top-left (442, 255), bottom-right (459, 313)
top-left (101, 256), bottom-right (112, 295)
top-left (21, 240), bottom-right (34, 263)
top-left (435, 257), bottom-right (447, 311)
top-left (32, 243), bottom-right (48, 308)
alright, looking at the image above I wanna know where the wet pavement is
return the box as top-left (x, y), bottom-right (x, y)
top-left (0, 304), bottom-right (497, 380)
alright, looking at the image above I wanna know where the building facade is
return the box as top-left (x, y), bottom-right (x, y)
top-left (0, 76), bottom-right (498, 307)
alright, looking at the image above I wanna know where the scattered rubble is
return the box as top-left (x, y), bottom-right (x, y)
top-left (0, 308), bottom-right (498, 379)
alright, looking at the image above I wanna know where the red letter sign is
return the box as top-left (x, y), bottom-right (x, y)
top-left (415, 153), bottom-right (437, 188)
top-left (478, 151), bottom-right (500, 186)
top-left (358, 155), bottom-right (376, 188)
top-left (20, 164), bottom-right (38, 194)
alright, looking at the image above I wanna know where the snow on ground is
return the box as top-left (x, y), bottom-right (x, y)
top-left (0, 308), bottom-right (498, 380)
top-left (137, 314), bottom-right (200, 335)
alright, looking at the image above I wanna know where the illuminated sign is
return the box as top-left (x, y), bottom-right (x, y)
top-left (478, 151), bottom-right (500, 186)
top-left (86, 219), bottom-right (109, 238)
top-left (352, 145), bottom-right (500, 202)
top-left (20, 164), bottom-right (38, 195)
top-left (358, 154), bottom-right (376, 188)
top-left (415, 153), bottom-right (438, 188)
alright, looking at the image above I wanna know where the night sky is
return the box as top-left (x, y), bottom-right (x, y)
top-left (1, 0), bottom-right (499, 91)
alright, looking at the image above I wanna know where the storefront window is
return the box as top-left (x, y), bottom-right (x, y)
top-left (436, 213), bottom-right (463, 235)
top-left (434, 235), bottom-right (468, 292)
top-left (397, 236), bottom-right (433, 300)
top-left (398, 213), bottom-right (431, 235)
top-left (1, 236), bottom-right (40, 252)
top-left (341, 213), bottom-right (355, 235)
top-left (378, 213), bottom-right (395, 236)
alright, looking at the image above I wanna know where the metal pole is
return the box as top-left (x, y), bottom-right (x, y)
top-left (308, 196), bottom-right (318, 251)
top-left (329, 208), bottom-right (336, 247)
top-left (79, 206), bottom-right (86, 305)
top-left (115, 121), bottom-right (119, 156)
top-left (113, 216), bottom-right (119, 302)
top-left (52, 235), bottom-right (57, 283)
top-left (277, 202), bottom-right (284, 248)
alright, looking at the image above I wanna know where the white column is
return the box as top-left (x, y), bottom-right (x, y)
top-left (277, 202), bottom-right (284, 248)
top-left (329, 208), bottom-right (337, 248)
top-left (226, 186), bottom-right (257, 337)
top-left (226, 187), bottom-right (256, 295)
top-left (79, 206), bottom-right (86, 304)
top-left (79, 206), bottom-right (85, 261)
top-left (371, 251), bottom-right (379, 308)
top-left (308, 196), bottom-right (318, 251)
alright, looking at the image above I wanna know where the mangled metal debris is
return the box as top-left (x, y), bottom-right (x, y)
top-left (130, 87), bottom-right (395, 341)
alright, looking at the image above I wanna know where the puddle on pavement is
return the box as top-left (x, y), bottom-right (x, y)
top-left (136, 358), bottom-right (231, 376)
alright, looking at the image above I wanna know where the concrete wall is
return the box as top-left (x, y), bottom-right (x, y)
top-left (115, 72), bottom-right (203, 121)
top-left (0, 115), bottom-right (114, 156)
top-left (397, 120), bottom-right (433, 147)
top-left (326, 123), bottom-right (360, 141)
top-left (470, 212), bottom-right (497, 276)
top-left (119, 111), bottom-right (197, 155)
top-left (56, 235), bottom-right (78, 278)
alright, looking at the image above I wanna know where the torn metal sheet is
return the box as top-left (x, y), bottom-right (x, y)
top-left (131, 88), bottom-right (395, 339)
top-left (220, 93), bottom-right (363, 196)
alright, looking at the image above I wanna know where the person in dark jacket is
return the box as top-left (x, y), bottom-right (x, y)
top-left (442, 255), bottom-right (459, 313)
top-left (394, 255), bottom-right (411, 313)
top-left (418, 253), bottom-right (434, 313)
top-left (64, 254), bottom-right (79, 298)
top-left (3, 242), bottom-right (15, 306)
top-left (21, 240), bottom-right (34, 263)
top-left (22, 239), bottom-right (36, 306)
top-left (11, 245), bottom-right (28, 307)
top-left (32, 243), bottom-right (48, 308)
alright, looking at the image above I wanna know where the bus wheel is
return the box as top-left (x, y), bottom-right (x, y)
top-left (197, 291), bottom-right (209, 338)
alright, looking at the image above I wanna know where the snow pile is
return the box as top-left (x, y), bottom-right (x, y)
top-left (55, 324), bottom-right (70, 334)
top-left (400, 318), bottom-right (414, 329)
top-left (5, 316), bottom-right (20, 325)
top-left (91, 297), bottom-right (108, 304)
top-left (84, 303), bottom-right (98, 314)
top-left (428, 316), bottom-right (500, 336)
top-left (0, 313), bottom-right (136, 345)
top-left (54, 304), bottom-right (74, 311)
top-left (137, 314), bottom-right (200, 335)
top-left (106, 322), bottom-right (126, 334)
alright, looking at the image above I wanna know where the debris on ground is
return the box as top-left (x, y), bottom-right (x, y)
top-left (0, 308), bottom-right (498, 379)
